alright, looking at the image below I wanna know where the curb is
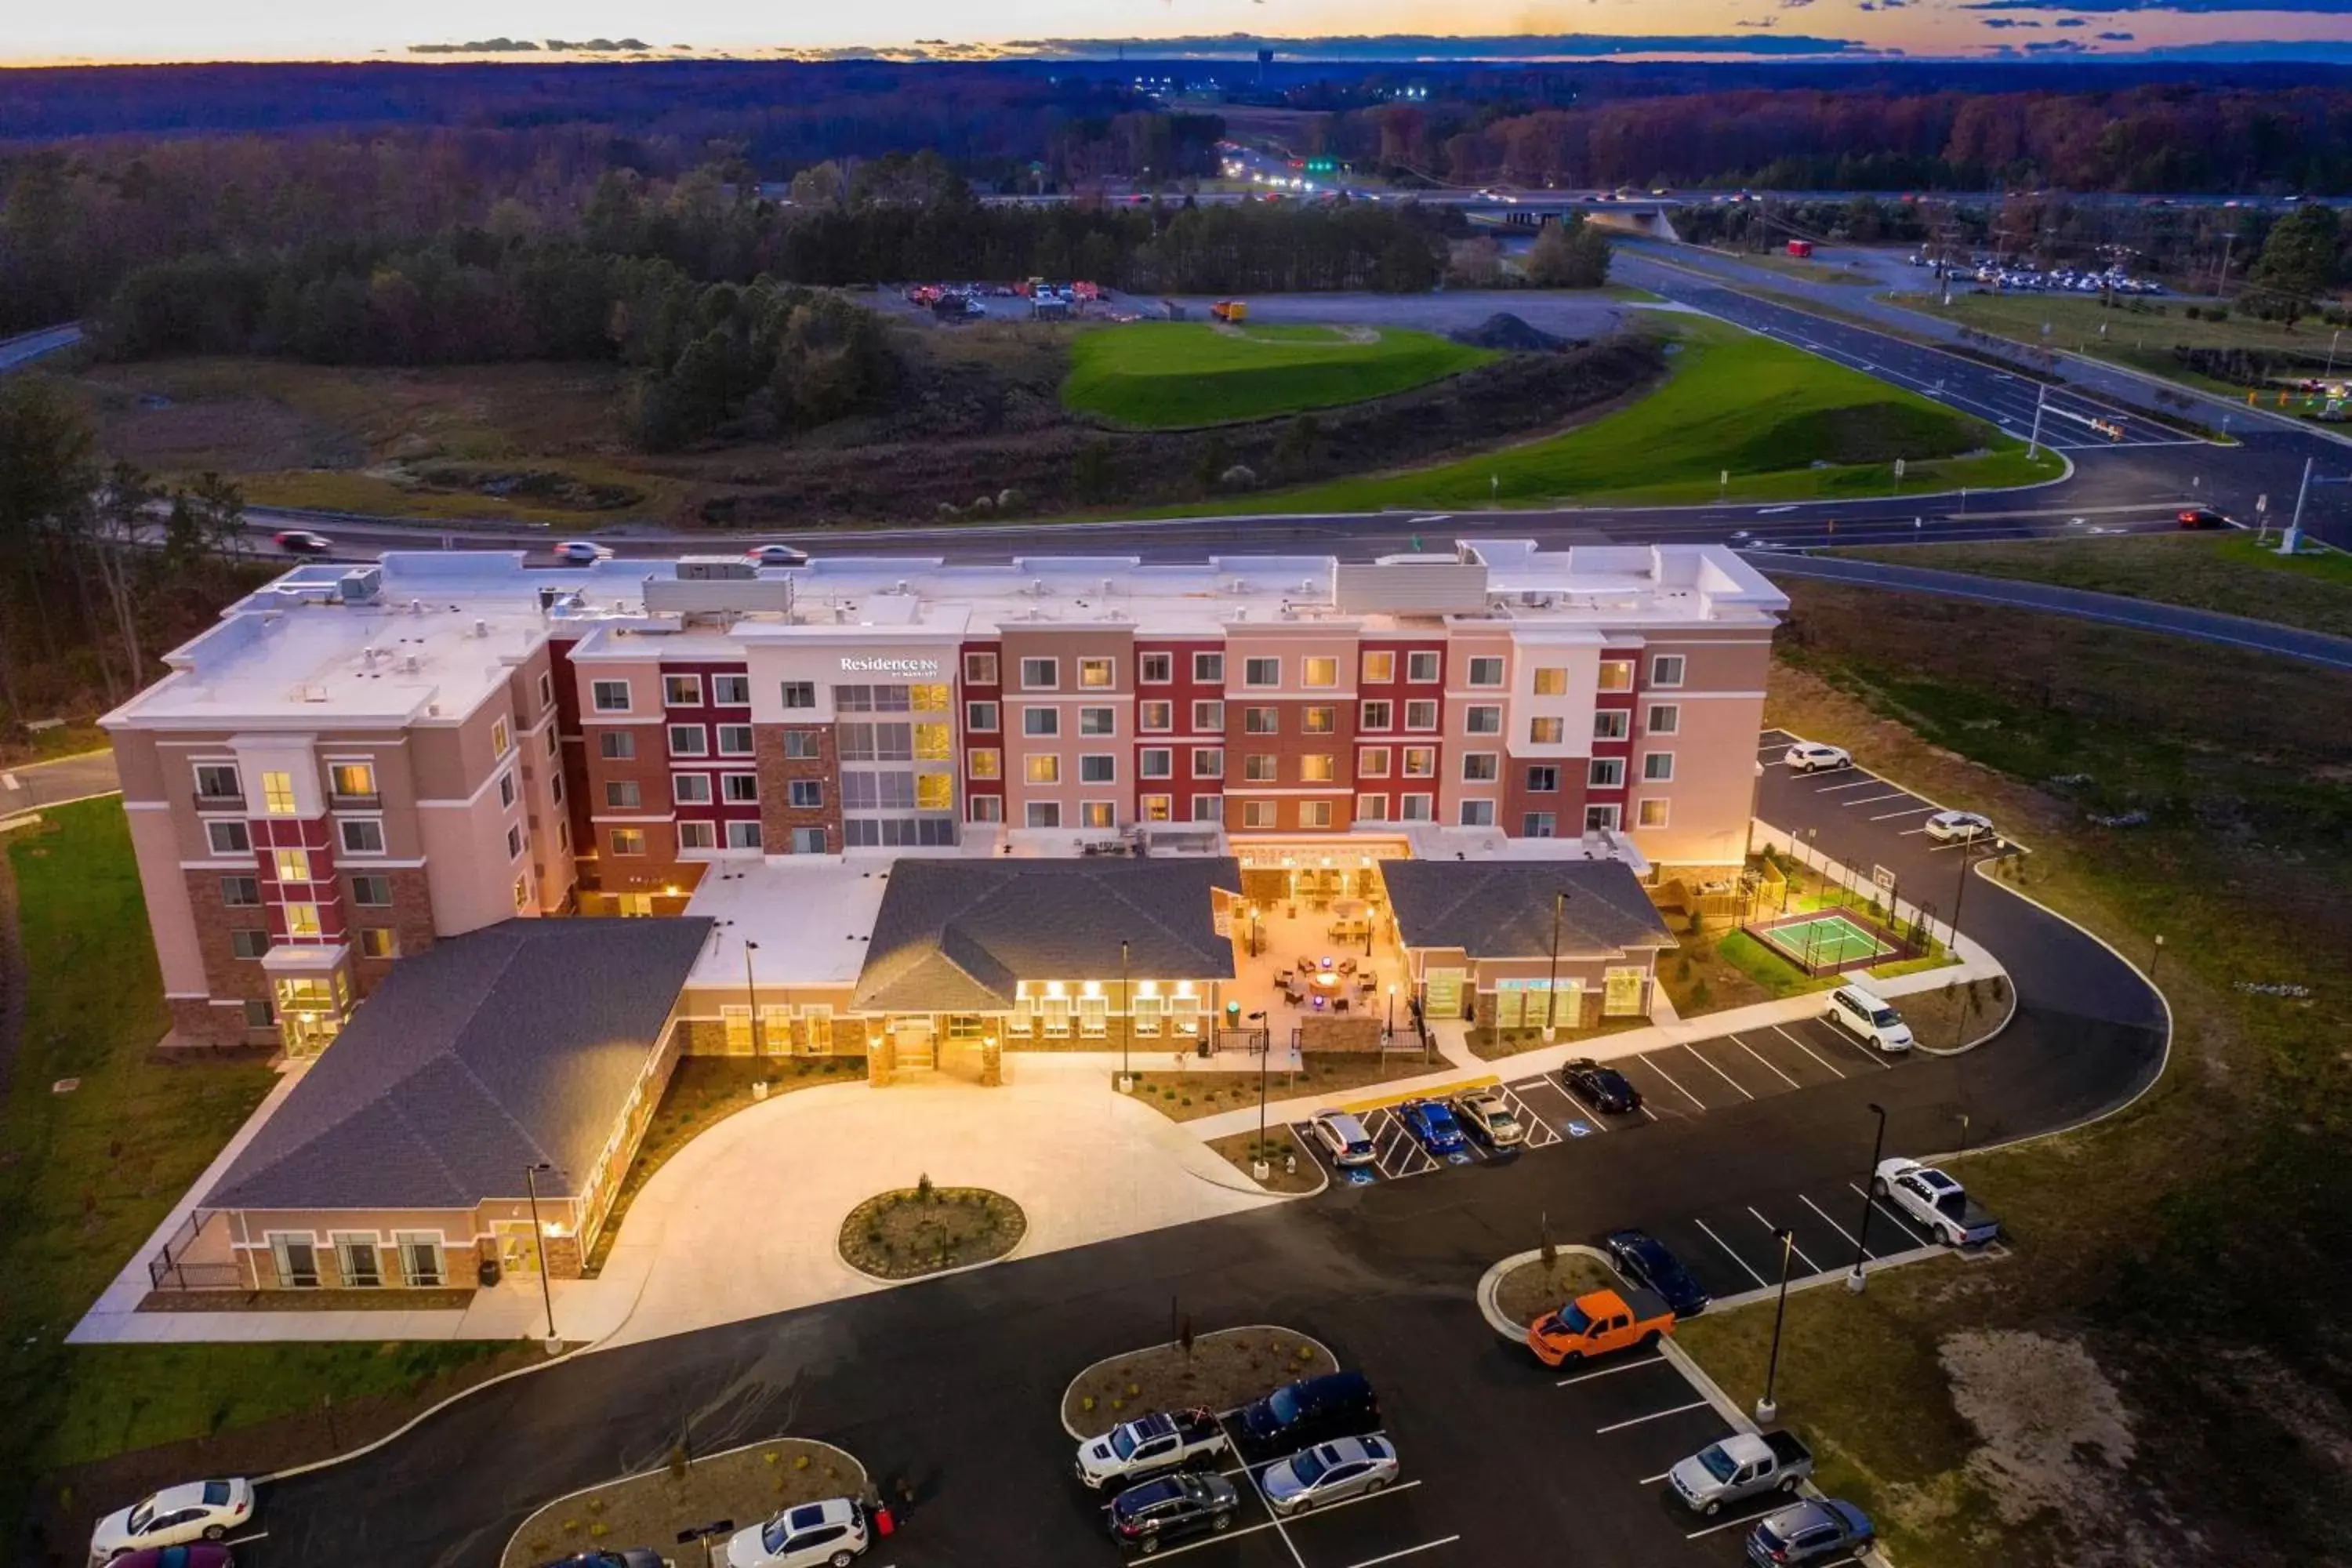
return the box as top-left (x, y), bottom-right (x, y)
top-left (498, 1434), bottom-right (869, 1568)
top-left (1473, 1244), bottom-right (1622, 1341)
top-left (258, 1344), bottom-right (583, 1484)
top-left (833, 1188), bottom-right (1032, 1288)
top-left (1058, 1323), bottom-right (1341, 1441)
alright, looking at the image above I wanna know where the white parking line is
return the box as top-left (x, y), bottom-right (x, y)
top-left (223, 1534), bottom-right (270, 1547)
top-left (1499, 1084), bottom-right (1565, 1148)
top-left (1638, 1469), bottom-right (1675, 1485)
top-left (1555, 1355), bottom-right (1668, 1387)
top-left (1801, 1191), bottom-right (1875, 1259)
top-left (1686, 1512), bottom-right (1771, 1540)
top-left (1693, 1218), bottom-right (1769, 1287)
top-left (1848, 1181), bottom-right (1938, 1247)
top-left (1725, 1033), bottom-right (1801, 1089)
top-left (1869, 805), bottom-right (1937, 821)
top-left (1340, 1536), bottom-right (1462, 1568)
top-left (1781, 1020), bottom-right (1889, 1072)
top-left (1145, 1516), bottom-right (1287, 1561)
top-left (1595, 1399), bottom-right (1712, 1435)
top-left (1632, 1054), bottom-right (1709, 1112)
top-left (1841, 791), bottom-right (1915, 808)
top-left (1749, 1206), bottom-right (1822, 1272)
top-left (1682, 1044), bottom-right (1755, 1100)
top-left (1210, 1414), bottom-right (1309, 1568)
top-left (1813, 778), bottom-right (1883, 793)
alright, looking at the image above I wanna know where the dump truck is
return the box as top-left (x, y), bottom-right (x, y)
top-left (1526, 1287), bottom-right (1675, 1367)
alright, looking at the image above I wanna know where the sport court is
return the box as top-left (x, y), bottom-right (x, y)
top-left (1751, 913), bottom-right (1895, 971)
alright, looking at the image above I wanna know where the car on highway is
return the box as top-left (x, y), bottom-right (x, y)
top-left (724, 1497), bottom-right (867, 1567)
top-left (1396, 1097), bottom-right (1466, 1156)
top-left (1744, 1498), bottom-right (1875, 1566)
top-left (1235, 1371), bottom-right (1381, 1457)
top-left (2176, 507), bottom-right (2230, 530)
top-left (1602, 1228), bottom-right (1711, 1318)
top-left (89, 1479), bottom-right (254, 1562)
top-left (1922, 809), bottom-right (1994, 843)
top-left (746, 543), bottom-right (810, 566)
top-left (1260, 1436), bottom-right (1399, 1516)
top-left (1783, 741), bottom-right (1853, 774)
top-left (1450, 1089), bottom-right (1525, 1148)
top-left (553, 540), bottom-right (615, 564)
top-left (1106, 1473), bottom-right (1240, 1555)
top-left (1562, 1058), bottom-right (1642, 1114)
top-left (270, 529), bottom-right (331, 554)
top-left (1306, 1109), bottom-right (1377, 1167)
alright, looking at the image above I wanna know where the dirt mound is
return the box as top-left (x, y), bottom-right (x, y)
top-left (1450, 314), bottom-right (1566, 354)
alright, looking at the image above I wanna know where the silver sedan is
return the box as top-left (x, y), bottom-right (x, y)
top-left (1260, 1435), bottom-right (1399, 1516)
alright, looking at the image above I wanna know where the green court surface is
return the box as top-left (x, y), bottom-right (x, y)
top-left (1759, 913), bottom-right (1894, 968)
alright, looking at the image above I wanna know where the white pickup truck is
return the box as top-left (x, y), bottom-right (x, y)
top-left (1073, 1406), bottom-right (1232, 1494)
top-left (1875, 1157), bottom-right (2000, 1247)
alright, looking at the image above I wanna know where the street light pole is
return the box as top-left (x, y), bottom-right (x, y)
top-left (1846, 1102), bottom-right (1889, 1293)
top-left (1385, 982), bottom-right (1397, 1045)
top-left (743, 939), bottom-right (761, 1058)
top-left (1544, 890), bottom-right (1566, 1042)
top-left (1756, 1226), bottom-right (1798, 1425)
top-left (1120, 938), bottom-right (1132, 1089)
top-left (2151, 934), bottom-right (2165, 982)
top-left (2026, 383), bottom-right (2045, 463)
top-left (523, 1161), bottom-right (560, 1352)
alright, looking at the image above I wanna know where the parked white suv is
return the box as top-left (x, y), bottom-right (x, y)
top-left (726, 1497), bottom-right (868, 1567)
top-left (1784, 742), bottom-right (1853, 774)
top-left (1824, 985), bottom-right (1913, 1053)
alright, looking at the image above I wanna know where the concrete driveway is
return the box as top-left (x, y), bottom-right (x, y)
top-left (591, 1055), bottom-right (1279, 1349)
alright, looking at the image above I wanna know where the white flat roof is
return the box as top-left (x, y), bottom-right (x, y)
top-left (683, 858), bottom-right (899, 989)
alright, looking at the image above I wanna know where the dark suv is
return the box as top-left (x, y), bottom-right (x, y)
top-left (1236, 1371), bottom-right (1381, 1457)
top-left (1107, 1472), bottom-right (1240, 1556)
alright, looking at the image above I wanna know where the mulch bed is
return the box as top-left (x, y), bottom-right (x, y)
top-left (837, 1185), bottom-right (1025, 1280)
top-left (1205, 1129), bottom-right (1320, 1194)
top-left (1493, 1253), bottom-right (1623, 1329)
top-left (1064, 1327), bottom-right (1338, 1438)
top-left (502, 1437), bottom-right (866, 1568)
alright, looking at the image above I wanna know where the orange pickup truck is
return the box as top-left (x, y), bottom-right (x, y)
top-left (1526, 1287), bottom-right (1676, 1367)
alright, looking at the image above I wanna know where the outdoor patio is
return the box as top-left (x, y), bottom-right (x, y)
top-left (1225, 898), bottom-right (1416, 1059)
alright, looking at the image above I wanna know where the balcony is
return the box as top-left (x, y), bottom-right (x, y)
top-left (191, 792), bottom-right (246, 813)
top-left (328, 792), bottom-right (383, 811)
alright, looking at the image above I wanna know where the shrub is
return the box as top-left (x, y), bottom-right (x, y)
top-left (916, 1171), bottom-right (935, 1203)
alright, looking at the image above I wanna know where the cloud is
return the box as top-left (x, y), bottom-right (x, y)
top-left (2024, 36), bottom-right (2090, 47)
top-left (1964, 0), bottom-right (2351, 11)
top-left (2054, 15), bottom-right (2087, 22)
top-left (408, 37), bottom-right (539, 53)
top-left (1983, 16), bottom-right (2043, 24)
top-left (1735, 16), bottom-right (1782, 25)
top-left (544, 38), bottom-right (651, 50)
top-left (2098, 27), bottom-right (2136, 36)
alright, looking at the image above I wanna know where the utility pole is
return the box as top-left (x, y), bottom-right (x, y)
top-left (2026, 384), bottom-right (2045, 463)
top-left (2215, 231), bottom-right (2237, 299)
top-left (1120, 938), bottom-right (1133, 1091)
top-left (1846, 1102), bottom-right (1889, 1293)
top-left (1756, 1227), bottom-right (1798, 1424)
top-left (523, 1162), bottom-right (561, 1352)
top-left (1544, 891), bottom-right (1566, 1042)
top-left (743, 939), bottom-right (762, 1057)
top-left (2282, 456), bottom-right (2314, 557)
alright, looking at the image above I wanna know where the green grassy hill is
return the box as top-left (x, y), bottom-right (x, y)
top-left (1221, 318), bottom-right (2060, 511)
top-left (1062, 321), bottom-right (1496, 429)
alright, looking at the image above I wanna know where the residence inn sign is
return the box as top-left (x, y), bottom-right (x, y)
top-left (840, 655), bottom-right (942, 676)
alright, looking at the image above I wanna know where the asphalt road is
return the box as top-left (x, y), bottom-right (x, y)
top-left (0, 323), bottom-right (82, 375)
top-left (0, 750), bottom-right (120, 814)
top-left (220, 730), bottom-right (2163, 1568)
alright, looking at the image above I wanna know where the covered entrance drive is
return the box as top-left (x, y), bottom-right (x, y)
top-left (261, 942), bottom-right (352, 1058)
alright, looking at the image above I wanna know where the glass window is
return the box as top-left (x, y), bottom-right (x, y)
top-left (1243, 754), bottom-right (1279, 782)
top-left (967, 701), bottom-right (1000, 732)
top-left (1586, 803), bottom-right (1621, 832)
top-left (350, 874), bottom-right (391, 906)
top-left (1301, 755), bottom-right (1336, 783)
top-left (284, 902), bottom-right (322, 938)
top-left (1079, 707), bottom-right (1116, 735)
top-left (1402, 747), bottom-right (1436, 777)
top-left (1077, 658), bottom-right (1115, 688)
top-left (194, 763), bottom-right (241, 800)
top-left (913, 723), bottom-right (951, 760)
top-left (669, 724), bottom-right (708, 756)
top-left (498, 771), bottom-right (517, 809)
top-left (1141, 749), bottom-right (1172, 779)
top-left (1300, 800), bottom-right (1334, 827)
top-left (1595, 710), bottom-right (1631, 740)
top-left (1243, 657), bottom-right (1279, 688)
top-left (591, 680), bottom-right (630, 713)
top-left (964, 652), bottom-right (999, 684)
top-left (1362, 650), bottom-right (1395, 682)
top-left (1140, 652), bottom-right (1173, 683)
top-left (1080, 801), bottom-right (1116, 829)
top-left (273, 848), bottom-right (311, 883)
top-left (1022, 707), bottom-right (1060, 737)
top-left (1638, 799), bottom-right (1671, 828)
top-left (1459, 800), bottom-right (1496, 827)
top-left (784, 731), bottom-right (822, 759)
top-left (1527, 766), bottom-right (1559, 793)
top-left (1243, 706), bottom-right (1279, 735)
top-left (538, 671), bottom-right (556, 708)
top-left (724, 774), bottom-right (760, 803)
top-left (664, 674), bottom-right (702, 706)
top-left (230, 927), bottom-right (269, 959)
top-left (1643, 752), bottom-right (1676, 782)
top-left (712, 674), bottom-right (751, 706)
top-left (1356, 794), bottom-right (1388, 822)
top-left (672, 774), bottom-right (710, 805)
top-left (791, 826), bottom-right (829, 851)
top-left (1465, 706), bottom-right (1501, 735)
top-left (1360, 699), bottom-right (1392, 729)
top-left (916, 773), bottom-right (953, 811)
top-left (1467, 656), bottom-right (1504, 687)
top-left (1192, 700), bottom-right (1224, 731)
top-left (1243, 800), bottom-right (1278, 829)
top-left (610, 828), bottom-right (646, 856)
top-left (599, 730), bottom-right (636, 760)
top-left (329, 762), bottom-right (376, 798)
top-left (967, 748), bottom-right (1001, 779)
top-left (1651, 654), bottom-right (1686, 688)
top-left (1301, 706), bottom-right (1334, 735)
top-left (1359, 746), bottom-right (1391, 778)
top-left (1406, 651), bottom-right (1440, 682)
top-left (1139, 701), bottom-right (1172, 732)
top-left (726, 821), bottom-right (764, 850)
top-left (909, 684), bottom-right (950, 713)
top-left (339, 818), bottom-right (385, 855)
top-left (1598, 660), bottom-right (1635, 692)
top-left (1192, 652), bottom-right (1225, 684)
top-left (1590, 757), bottom-right (1625, 788)
top-left (507, 824), bottom-right (524, 860)
top-left (1533, 668), bottom-right (1568, 696)
top-left (1523, 812), bottom-right (1557, 839)
top-left (1301, 656), bottom-right (1338, 688)
top-left (1025, 801), bottom-right (1062, 828)
top-left (717, 724), bottom-right (755, 756)
top-left (359, 927), bottom-right (398, 959)
top-left (1405, 700), bottom-right (1439, 731)
top-left (260, 771), bottom-right (296, 815)
top-left (967, 795), bottom-right (1003, 824)
top-left (1461, 753), bottom-right (1497, 782)
top-left (207, 821), bottom-right (251, 855)
top-left (782, 681), bottom-right (817, 709)
top-left (243, 997), bottom-right (274, 1029)
top-left (1025, 755), bottom-right (1061, 784)
top-left (1080, 754), bottom-right (1116, 783)
top-left (1400, 793), bottom-right (1433, 822)
top-left (1191, 795), bottom-right (1222, 822)
top-left (1019, 657), bottom-right (1058, 689)
top-left (1530, 717), bottom-right (1566, 745)
top-left (1193, 749), bottom-right (1224, 779)
top-left (1647, 704), bottom-right (1680, 735)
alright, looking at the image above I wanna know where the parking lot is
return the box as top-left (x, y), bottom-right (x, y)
top-left (1292, 1084), bottom-right (1566, 1187)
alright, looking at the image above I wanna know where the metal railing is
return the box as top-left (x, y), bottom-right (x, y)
top-left (147, 1210), bottom-right (241, 1291)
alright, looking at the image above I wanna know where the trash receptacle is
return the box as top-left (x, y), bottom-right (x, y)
top-left (1197, 1038), bottom-right (1212, 1059)
top-left (477, 1254), bottom-right (502, 1288)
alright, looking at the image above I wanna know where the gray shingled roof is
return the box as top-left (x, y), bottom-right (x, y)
top-left (854, 858), bottom-right (1241, 1013)
top-left (1377, 859), bottom-right (1675, 959)
top-left (206, 917), bottom-right (712, 1212)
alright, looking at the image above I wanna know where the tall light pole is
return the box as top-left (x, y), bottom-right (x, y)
top-left (1846, 1102), bottom-right (1889, 1294)
top-left (1756, 1226), bottom-right (1798, 1425)
top-left (523, 1160), bottom-right (561, 1352)
top-left (1385, 982), bottom-right (1397, 1044)
top-left (1544, 890), bottom-right (1568, 1042)
top-left (1120, 938), bottom-right (1132, 1089)
top-left (1250, 1011), bottom-right (1271, 1176)
top-left (2025, 383), bottom-right (2045, 463)
top-left (2327, 327), bottom-right (2343, 379)
top-left (743, 938), bottom-right (762, 1057)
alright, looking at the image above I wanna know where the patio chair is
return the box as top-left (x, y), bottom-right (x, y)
top-left (1338, 958), bottom-right (1358, 976)
top-left (1334, 997), bottom-right (1350, 1014)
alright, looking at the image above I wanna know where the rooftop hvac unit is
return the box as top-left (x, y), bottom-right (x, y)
top-left (337, 566), bottom-right (382, 603)
top-left (473, 618), bottom-right (489, 637)
top-left (407, 599), bottom-right (426, 615)
top-left (399, 654), bottom-right (423, 674)
top-left (1520, 592), bottom-right (1555, 608)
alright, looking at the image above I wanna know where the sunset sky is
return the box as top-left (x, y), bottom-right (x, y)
top-left (7, 0), bottom-right (2349, 66)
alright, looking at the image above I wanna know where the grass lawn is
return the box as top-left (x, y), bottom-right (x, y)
top-left (1844, 531), bottom-right (2352, 641)
top-left (0, 800), bottom-right (514, 1547)
top-left (503, 1437), bottom-right (866, 1568)
top-left (1673, 580), bottom-right (2352, 1567)
top-left (1064, 1327), bottom-right (1336, 1438)
top-left (1657, 928), bottom-right (1777, 1015)
top-left (1726, 251), bottom-right (1880, 287)
top-left (1061, 321), bottom-right (1496, 428)
top-left (1888, 289), bottom-right (2346, 397)
top-left (1185, 318), bottom-right (2061, 514)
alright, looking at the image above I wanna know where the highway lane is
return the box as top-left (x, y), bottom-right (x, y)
top-left (0, 322), bottom-right (82, 374)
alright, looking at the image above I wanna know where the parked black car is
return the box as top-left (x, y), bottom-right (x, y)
top-left (1604, 1229), bottom-right (1711, 1318)
top-left (532, 1552), bottom-right (668, 1568)
top-left (1563, 1058), bottom-right (1643, 1115)
top-left (1235, 1371), bottom-right (1381, 1457)
top-left (1106, 1473), bottom-right (1240, 1556)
